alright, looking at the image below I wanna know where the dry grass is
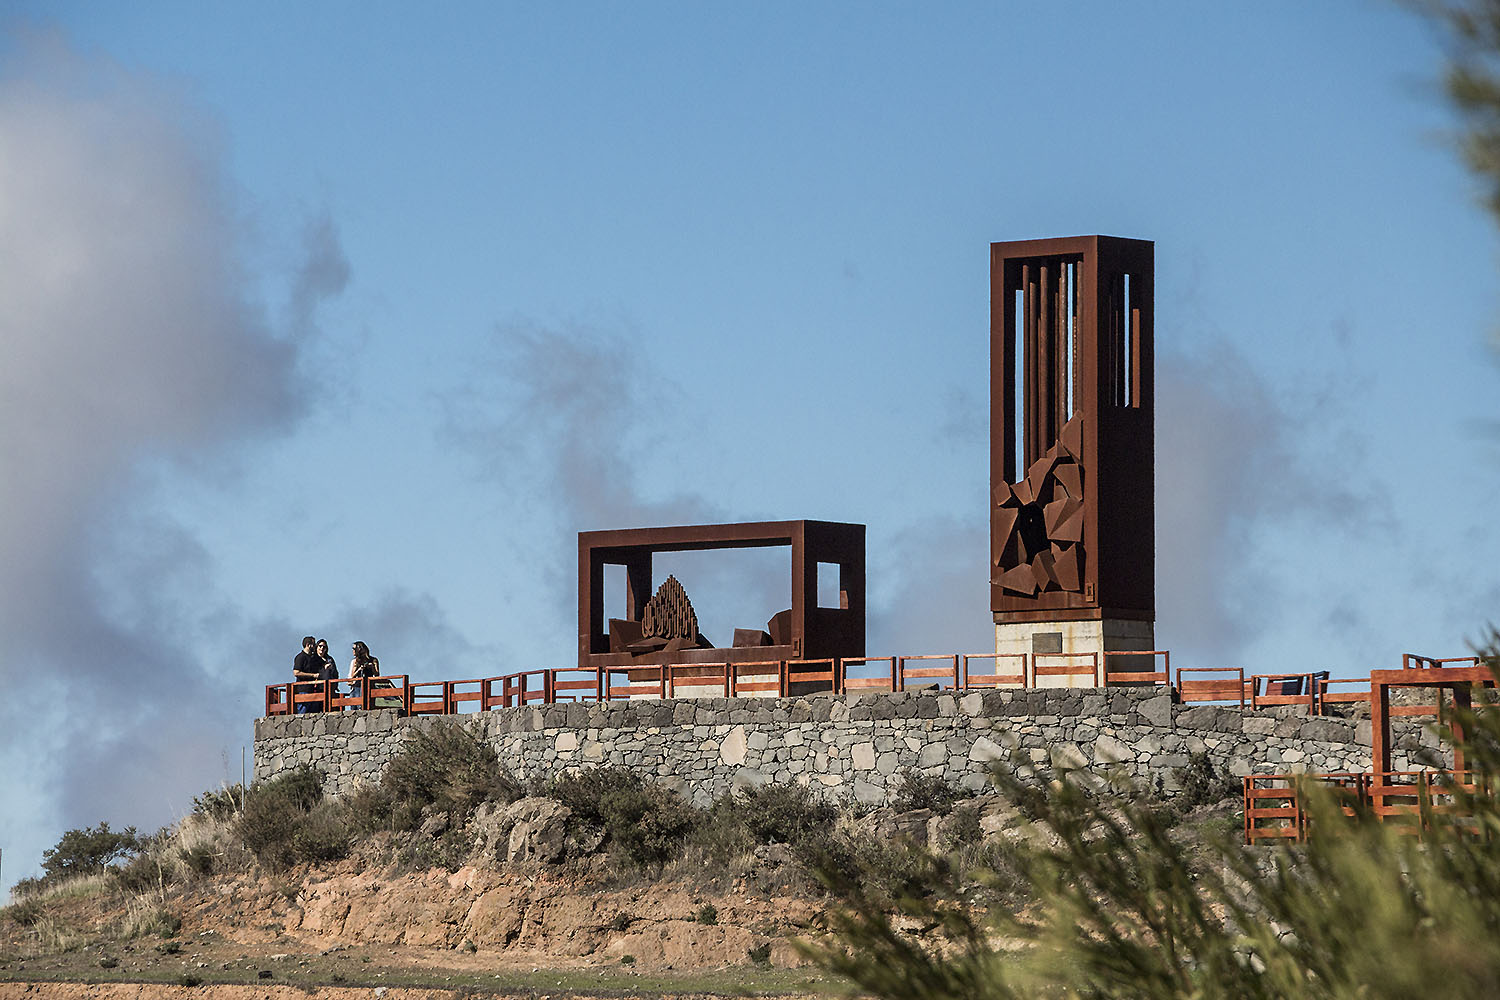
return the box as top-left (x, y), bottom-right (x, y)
top-left (11, 873), bottom-right (111, 906)
top-left (14, 914), bottom-right (89, 958)
top-left (114, 895), bottom-right (181, 940)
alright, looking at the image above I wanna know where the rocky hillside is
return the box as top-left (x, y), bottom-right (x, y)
top-left (0, 722), bottom-right (1243, 998)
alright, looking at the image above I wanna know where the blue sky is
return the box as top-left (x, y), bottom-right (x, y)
top-left (2, 3), bottom-right (1497, 890)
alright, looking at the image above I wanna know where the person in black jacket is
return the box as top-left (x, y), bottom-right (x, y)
top-left (292, 635), bottom-right (321, 714)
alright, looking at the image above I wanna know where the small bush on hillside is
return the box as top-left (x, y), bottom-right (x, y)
top-left (290, 802), bottom-right (354, 863)
top-left (9, 876), bottom-right (45, 899)
top-left (380, 724), bottom-right (520, 830)
top-left (1175, 751), bottom-right (1239, 811)
top-left (4, 898), bottom-right (43, 927)
top-left (179, 844), bottom-right (216, 876)
top-left (39, 822), bottom-right (142, 883)
top-left (191, 784), bottom-right (244, 821)
top-left (237, 766), bottom-right (326, 869)
top-left (397, 826), bottom-right (473, 873)
top-left (891, 768), bottom-right (972, 816)
top-left (109, 827), bottom-right (183, 894)
top-left (937, 801), bottom-right (985, 850)
top-left (546, 767), bottom-right (700, 870)
top-left (830, 836), bottom-right (949, 909)
top-left (341, 784), bottom-right (396, 833)
top-left (696, 782), bottom-right (839, 864)
top-left (120, 900), bottom-right (182, 940)
top-left (113, 851), bottom-right (167, 895)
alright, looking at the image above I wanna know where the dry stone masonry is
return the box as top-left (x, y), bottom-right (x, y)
top-left (253, 687), bottom-right (1441, 804)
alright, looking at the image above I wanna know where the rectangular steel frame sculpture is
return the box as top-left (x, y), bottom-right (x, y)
top-left (578, 520), bottom-right (865, 669)
top-left (990, 235), bottom-right (1155, 625)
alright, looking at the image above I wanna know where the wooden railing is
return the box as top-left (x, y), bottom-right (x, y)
top-left (1102, 649), bottom-right (1170, 686)
top-left (1245, 770), bottom-right (1489, 843)
top-left (266, 652), bottom-right (1484, 718)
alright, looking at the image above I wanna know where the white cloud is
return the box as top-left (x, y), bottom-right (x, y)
top-left (0, 31), bottom-right (341, 891)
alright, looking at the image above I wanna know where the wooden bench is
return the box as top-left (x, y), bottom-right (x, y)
top-left (1250, 672), bottom-right (1326, 710)
top-left (1177, 666), bottom-right (1248, 707)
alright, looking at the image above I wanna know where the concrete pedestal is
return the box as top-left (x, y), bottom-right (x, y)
top-left (995, 618), bottom-right (1155, 688)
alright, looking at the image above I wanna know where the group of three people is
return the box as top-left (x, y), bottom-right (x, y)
top-left (291, 636), bottom-right (381, 713)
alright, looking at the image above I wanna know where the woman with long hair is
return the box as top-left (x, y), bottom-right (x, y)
top-left (349, 640), bottom-right (379, 698)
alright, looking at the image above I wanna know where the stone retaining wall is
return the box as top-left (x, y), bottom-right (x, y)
top-left (252, 688), bottom-right (1443, 805)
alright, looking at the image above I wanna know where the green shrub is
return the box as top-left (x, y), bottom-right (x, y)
top-left (546, 767), bottom-right (700, 870)
top-left (342, 785), bottom-right (395, 833)
top-left (748, 942), bottom-right (772, 966)
top-left (697, 782), bottom-right (838, 864)
top-left (544, 767), bottom-right (631, 827)
top-left (396, 826), bottom-right (472, 873)
top-left (696, 903), bottom-right (718, 925)
top-left (39, 822), bottom-right (141, 883)
top-left (381, 724), bottom-right (520, 825)
top-left (237, 766), bottom-right (325, 869)
top-left (1175, 751), bottom-right (1239, 810)
top-left (290, 803), bottom-right (353, 863)
top-left (192, 784), bottom-right (244, 821)
top-left (10, 876), bottom-right (45, 899)
top-left (891, 768), bottom-right (971, 816)
top-left (610, 784), bottom-right (699, 870)
top-left (179, 844), bottom-right (216, 876)
top-left (112, 852), bottom-right (166, 895)
top-left (125, 906), bottom-right (181, 939)
top-left (264, 765), bottom-right (324, 811)
top-left (938, 801), bottom-right (985, 850)
top-left (833, 836), bottom-right (949, 909)
top-left (4, 898), bottom-right (43, 927)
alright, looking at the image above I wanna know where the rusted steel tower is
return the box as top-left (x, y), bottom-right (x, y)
top-left (990, 235), bottom-right (1155, 683)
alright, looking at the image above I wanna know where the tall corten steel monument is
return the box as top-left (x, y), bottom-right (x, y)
top-left (990, 236), bottom-right (1155, 682)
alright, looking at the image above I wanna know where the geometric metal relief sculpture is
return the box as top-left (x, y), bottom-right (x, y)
top-left (991, 236), bottom-right (1154, 625)
top-left (993, 412), bottom-right (1085, 596)
top-left (640, 575), bottom-right (701, 642)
